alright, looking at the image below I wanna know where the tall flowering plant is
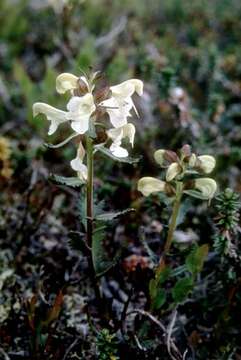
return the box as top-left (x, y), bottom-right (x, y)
top-left (33, 71), bottom-right (143, 277)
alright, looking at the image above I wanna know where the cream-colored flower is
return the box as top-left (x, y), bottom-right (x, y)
top-left (138, 177), bottom-right (166, 197)
top-left (33, 103), bottom-right (68, 135)
top-left (66, 93), bottom-right (96, 134)
top-left (196, 155), bottom-right (216, 174)
top-left (70, 141), bottom-right (87, 181)
top-left (166, 162), bottom-right (181, 182)
top-left (154, 149), bottom-right (165, 166)
top-left (107, 123), bottom-right (135, 158)
top-left (100, 79), bottom-right (143, 128)
top-left (194, 178), bottom-right (217, 199)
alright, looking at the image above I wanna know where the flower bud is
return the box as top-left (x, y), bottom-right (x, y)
top-left (181, 144), bottom-right (191, 158)
top-left (138, 177), bottom-right (166, 197)
top-left (166, 162), bottom-right (181, 182)
top-left (194, 178), bottom-right (217, 199)
top-left (196, 155), bottom-right (216, 174)
top-left (164, 150), bottom-right (179, 163)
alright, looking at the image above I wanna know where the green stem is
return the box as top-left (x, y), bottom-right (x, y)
top-left (86, 137), bottom-right (94, 248)
top-left (163, 182), bottom-right (183, 256)
top-left (85, 136), bottom-right (102, 304)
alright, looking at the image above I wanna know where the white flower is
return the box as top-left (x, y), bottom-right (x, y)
top-left (66, 93), bottom-right (96, 134)
top-left (100, 79), bottom-right (143, 128)
top-left (196, 155), bottom-right (216, 174)
top-left (194, 178), bottom-right (217, 199)
top-left (33, 103), bottom-right (68, 135)
top-left (33, 92), bottom-right (96, 135)
top-left (70, 141), bottom-right (87, 181)
top-left (107, 123), bottom-right (135, 158)
top-left (166, 162), bottom-right (181, 182)
top-left (138, 177), bottom-right (166, 196)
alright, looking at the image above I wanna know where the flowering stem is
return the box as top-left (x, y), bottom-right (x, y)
top-left (86, 136), bottom-right (94, 248)
top-left (85, 136), bottom-right (102, 305)
top-left (163, 182), bottom-right (183, 259)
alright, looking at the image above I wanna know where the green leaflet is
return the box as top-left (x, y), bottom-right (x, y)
top-left (44, 133), bottom-right (79, 149)
top-left (49, 174), bottom-right (85, 188)
top-left (92, 225), bottom-right (117, 276)
top-left (183, 189), bottom-right (211, 200)
top-left (95, 208), bottom-right (135, 221)
top-left (96, 144), bottom-right (141, 164)
top-left (172, 277), bottom-right (193, 303)
top-left (185, 244), bottom-right (209, 276)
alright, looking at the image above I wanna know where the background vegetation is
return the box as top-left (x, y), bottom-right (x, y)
top-left (0, 0), bottom-right (241, 359)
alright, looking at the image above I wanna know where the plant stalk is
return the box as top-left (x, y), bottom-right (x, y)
top-left (159, 182), bottom-right (183, 266)
top-left (86, 136), bottom-right (94, 248)
top-left (85, 136), bottom-right (102, 305)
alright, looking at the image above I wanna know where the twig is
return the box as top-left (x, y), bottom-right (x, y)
top-left (62, 338), bottom-right (80, 360)
top-left (167, 308), bottom-right (178, 359)
top-left (121, 288), bottom-right (133, 336)
top-left (0, 348), bottom-right (10, 360)
top-left (133, 334), bottom-right (147, 352)
top-left (126, 309), bottom-right (183, 360)
top-left (95, 16), bottom-right (127, 48)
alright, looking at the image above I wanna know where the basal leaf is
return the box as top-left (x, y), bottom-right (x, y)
top-left (185, 244), bottom-right (209, 275)
top-left (92, 226), bottom-right (116, 276)
top-left (172, 277), bottom-right (193, 303)
top-left (153, 289), bottom-right (166, 310)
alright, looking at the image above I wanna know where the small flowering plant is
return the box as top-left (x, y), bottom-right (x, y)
top-left (138, 145), bottom-right (217, 310)
top-left (33, 71), bottom-right (143, 276)
top-left (138, 144), bottom-right (217, 256)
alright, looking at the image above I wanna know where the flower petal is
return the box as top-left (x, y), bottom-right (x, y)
top-left (194, 178), bottom-right (217, 199)
top-left (33, 102), bottom-right (68, 135)
top-left (110, 79), bottom-right (143, 99)
top-left (66, 93), bottom-right (95, 134)
top-left (66, 93), bottom-right (95, 115)
top-left (56, 73), bottom-right (79, 94)
top-left (70, 158), bottom-right (87, 181)
top-left (70, 141), bottom-right (87, 181)
top-left (166, 162), bottom-right (181, 182)
top-left (110, 143), bottom-right (128, 157)
top-left (154, 149), bottom-right (166, 166)
top-left (138, 177), bottom-right (166, 196)
top-left (70, 117), bottom-right (90, 134)
top-left (122, 123), bottom-right (136, 147)
top-left (197, 155), bottom-right (216, 174)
